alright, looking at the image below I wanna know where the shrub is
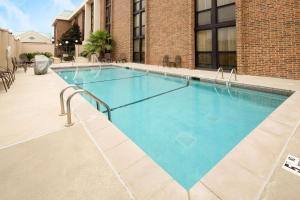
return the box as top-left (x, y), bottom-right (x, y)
top-left (80, 50), bottom-right (89, 58)
top-left (83, 31), bottom-right (112, 59)
top-left (19, 52), bottom-right (53, 61)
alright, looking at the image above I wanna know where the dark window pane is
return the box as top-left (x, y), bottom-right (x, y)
top-left (141, 53), bottom-right (145, 63)
top-left (218, 52), bottom-right (236, 69)
top-left (198, 11), bottom-right (211, 25)
top-left (133, 53), bottom-right (140, 62)
top-left (197, 30), bottom-right (212, 51)
top-left (218, 26), bottom-right (236, 51)
top-left (218, 5), bottom-right (235, 22)
top-left (217, 0), bottom-right (234, 6)
top-left (197, 53), bottom-right (212, 67)
top-left (197, 0), bottom-right (211, 11)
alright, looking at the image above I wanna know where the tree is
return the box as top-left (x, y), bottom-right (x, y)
top-left (59, 23), bottom-right (82, 55)
top-left (83, 31), bottom-right (112, 59)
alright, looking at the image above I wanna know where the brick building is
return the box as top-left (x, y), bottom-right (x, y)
top-left (53, 0), bottom-right (299, 79)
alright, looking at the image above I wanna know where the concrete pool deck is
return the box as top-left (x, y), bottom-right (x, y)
top-left (0, 63), bottom-right (300, 200)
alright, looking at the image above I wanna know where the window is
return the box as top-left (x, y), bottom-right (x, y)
top-left (218, 26), bottom-right (236, 68)
top-left (133, 0), bottom-right (145, 63)
top-left (91, 3), bottom-right (94, 32)
top-left (105, 0), bottom-right (111, 33)
top-left (195, 0), bottom-right (236, 70)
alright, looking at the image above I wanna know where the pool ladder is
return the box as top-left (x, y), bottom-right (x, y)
top-left (59, 85), bottom-right (112, 127)
top-left (215, 67), bottom-right (224, 81)
top-left (226, 68), bottom-right (237, 87)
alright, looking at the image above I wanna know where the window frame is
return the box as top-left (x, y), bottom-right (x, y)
top-left (195, 0), bottom-right (236, 70)
top-left (91, 3), bottom-right (94, 33)
top-left (133, 0), bottom-right (145, 63)
top-left (105, 0), bottom-right (112, 33)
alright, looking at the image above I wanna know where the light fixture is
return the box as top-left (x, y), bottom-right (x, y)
top-left (75, 40), bottom-right (78, 43)
top-left (65, 41), bottom-right (69, 44)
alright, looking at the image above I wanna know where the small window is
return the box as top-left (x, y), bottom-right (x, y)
top-left (197, 30), bottom-right (212, 52)
top-left (29, 36), bottom-right (35, 40)
top-left (197, 0), bottom-right (212, 11)
top-left (217, 0), bottom-right (235, 6)
top-left (218, 26), bottom-right (236, 51)
top-left (198, 11), bottom-right (211, 26)
top-left (218, 4), bottom-right (235, 22)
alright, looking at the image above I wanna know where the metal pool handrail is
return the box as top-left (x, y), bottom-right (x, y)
top-left (65, 89), bottom-right (112, 127)
top-left (226, 68), bottom-right (237, 86)
top-left (59, 85), bottom-right (81, 116)
top-left (215, 67), bottom-right (224, 81)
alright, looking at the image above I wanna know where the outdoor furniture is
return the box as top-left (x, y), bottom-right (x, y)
top-left (13, 57), bottom-right (27, 72)
top-left (169, 61), bottom-right (176, 67)
top-left (117, 53), bottom-right (127, 63)
top-left (0, 71), bottom-right (10, 92)
top-left (101, 53), bottom-right (114, 63)
top-left (34, 55), bottom-right (50, 75)
top-left (162, 55), bottom-right (169, 67)
top-left (175, 55), bottom-right (182, 68)
top-left (0, 66), bottom-right (14, 85)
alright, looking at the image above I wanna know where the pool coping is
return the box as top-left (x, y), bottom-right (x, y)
top-left (51, 63), bottom-right (300, 200)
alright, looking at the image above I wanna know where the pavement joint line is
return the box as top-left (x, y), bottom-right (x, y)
top-left (80, 119), bottom-right (136, 200)
top-left (255, 117), bottom-right (300, 200)
top-left (0, 126), bottom-right (69, 151)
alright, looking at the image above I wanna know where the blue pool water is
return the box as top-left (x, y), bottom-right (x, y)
top-left (56, 66), bottom-right (288, 189)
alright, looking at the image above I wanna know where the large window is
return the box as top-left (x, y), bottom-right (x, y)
top-left (91, 3), bottom-right (94, 33)
top-left (196, 0), bottom-right (236, 70)
top-left (105, 0), bottom-right (111, 33)
top-left (133, 0), bottom-right (145, 63)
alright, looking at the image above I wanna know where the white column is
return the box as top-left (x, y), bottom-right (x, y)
top-left (93, 0), bottom-right (101, 31)
top-left (84, 2), bottom-right (92, 42)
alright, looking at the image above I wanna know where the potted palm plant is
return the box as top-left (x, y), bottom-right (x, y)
top-left (83, 31), bottom-right (113, 60)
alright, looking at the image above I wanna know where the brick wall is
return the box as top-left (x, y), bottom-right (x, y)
top-left (54, 20), bottom-right (71, 44)
top-left (75, 11), bottom-right (85, 41)
top-left (111, 0), bottom-right (132, 61)
top-left (146, 0), bottom-right (195, 68)
top-left (236, 0), bottom-right (300, 79)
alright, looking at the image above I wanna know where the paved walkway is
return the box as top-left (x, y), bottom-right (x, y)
top-left (0, 68), bottom-right (132, 200)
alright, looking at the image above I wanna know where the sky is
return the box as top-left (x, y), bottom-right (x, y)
top-left (0, 0), bottom-right (83, 35)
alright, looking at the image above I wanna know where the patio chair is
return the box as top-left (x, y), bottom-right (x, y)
top-left (175, 55), bottom-right (182, 68)
top-left (162, 55), bottom-right (170, 67)
top-left (0, 66), bottom-right (14, 85)
top-left (117, 53), bottom-right (127, 63)
top-left (101, 53), bottom-right (114, 63)
top-left (13, 57), bottom-right (27, 72)
top-left (0, 71), bottom-right (10, 92)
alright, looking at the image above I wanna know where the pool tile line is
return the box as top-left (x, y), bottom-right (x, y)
top-left (114, 63), bottom-right (294, 96)
top-left (112, 63), bottom-right (300, 93)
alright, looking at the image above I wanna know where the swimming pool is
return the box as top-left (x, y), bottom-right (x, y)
top-left (56, 66), bottom-right (288, 189)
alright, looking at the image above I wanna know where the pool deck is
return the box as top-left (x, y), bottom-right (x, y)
top-left (0, 62), bottom-right (300, 200)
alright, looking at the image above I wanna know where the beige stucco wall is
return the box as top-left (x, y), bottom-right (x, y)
top-left (0, 28), bottom-right (20, 70)
top-left (20, 43), bottom-right (55, 55)
top-left (1, 28), bottom-right (55, 69)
